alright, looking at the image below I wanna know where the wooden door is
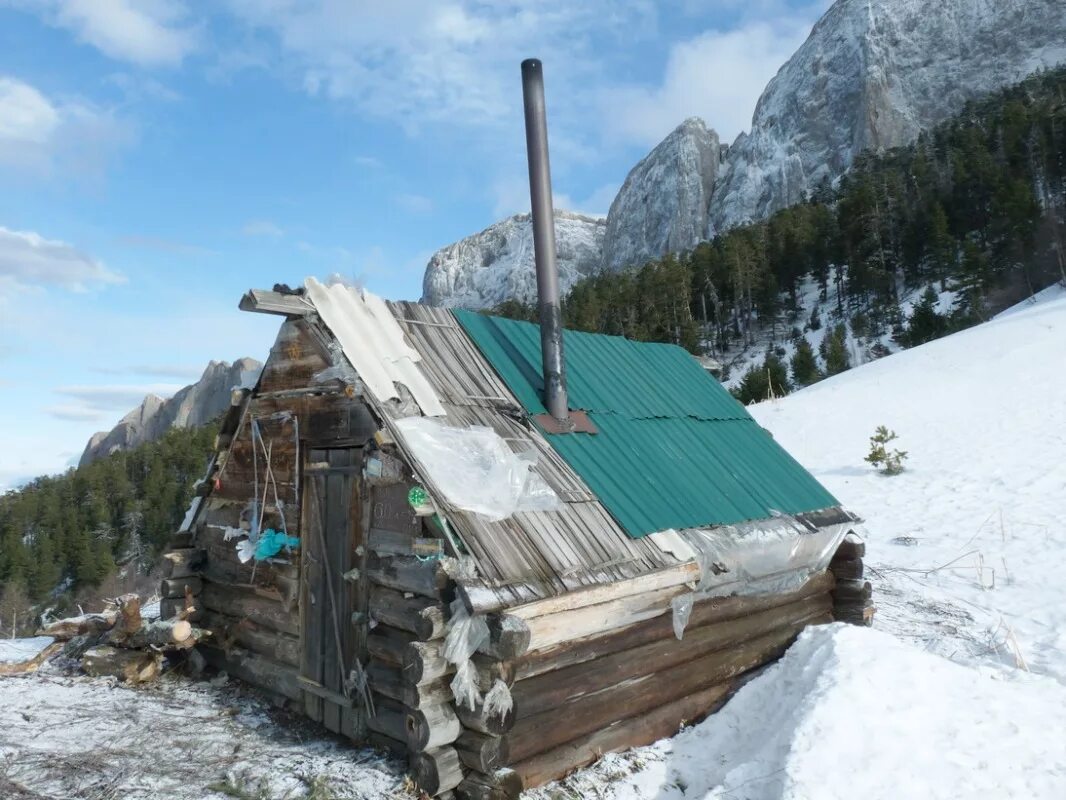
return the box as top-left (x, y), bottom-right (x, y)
top-left (300, 447), bottom-right (365, 738)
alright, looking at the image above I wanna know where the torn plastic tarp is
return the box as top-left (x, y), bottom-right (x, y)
top-left (393, 416), bottom-right (561, 521)
top-left (669, 518), bottom-right (851, 639)
top-left (443, 600), bottom-right (490, 711)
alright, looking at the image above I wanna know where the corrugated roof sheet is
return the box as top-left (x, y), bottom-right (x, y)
top-left (454, 310), bottom-right (839, 538)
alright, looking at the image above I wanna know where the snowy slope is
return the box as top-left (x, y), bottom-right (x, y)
top-left (528, 285), bottom-right (1066, 799)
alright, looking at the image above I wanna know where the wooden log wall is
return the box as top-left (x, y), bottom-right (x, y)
top-left (447, 571), bottom-right (836, 799)
top-left (830, 534), bottom-right (875, 626)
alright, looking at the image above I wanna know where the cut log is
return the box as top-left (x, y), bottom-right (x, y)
top-left (202, 611), bottom-right (300, 667)
top-left (162, 577), bottom-right (203, 599)
top-left (368, 731), bottom-right (407, 757)
top-left (479, 615), bottom-right (530, 660)
top-left (367, 659), bottom-right (452, 708)
top-left (829, 557), bottom-right (864, 581)
top-left (36, 610), bottom-right (118, 641)
top-left (367, 694), bottom-right (410, 743)
top-left (407, 702), bottom-right (462, 751)
top-left (403, 640), bottom-right (453, 684)
top-left (515, 572), bottom-right (833, 680)
top-left (455, 731), bottom-right (510, 773)
top-left (455, 769), bottom-right (523, 800)
top-left (506, 615), bottom-right (822, 763)
top-left (161, 548), bottom-right (206, 579)
top-left (200, 581), bottom-right (296, 635)
top-left (82, 645), bottom-right (161, 683)
top-left (512, 594), bottom-right (830, 718)
top-left (833, 580), bottom-right (872, 601)
top-left (369, 527), bottom-right (445, 558)
top-left (366, 554), bottom-right (448, 599)
top-left (511, 681), bottom-right (735, 790)
top-left (115, 594), bottom-right (142, 635)
top-left (369, 587), bottom-right (447, 641)
top-left (160, 594), bottom-right (204, 623)
top-left (455, 698), bottom-right (516, 736)
top-left (411, 746), bottom-right (464, 795)
top-left (0, 641), bottom-right (63, 676)
top-left (199, 645), bottom-right (301, 701)
top-left (835, 534), bottom-right (866, 559)
top-left (109, 620), bottom-right (198, 650)
top-left (472, 656), bottom-right (515, 690)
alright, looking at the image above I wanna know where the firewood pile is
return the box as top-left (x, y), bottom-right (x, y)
top-left (33, 593), bottom-right (210, 684)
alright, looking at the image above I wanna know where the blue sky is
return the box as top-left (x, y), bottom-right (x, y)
top-left (0, 0), bottom-right (827, 487)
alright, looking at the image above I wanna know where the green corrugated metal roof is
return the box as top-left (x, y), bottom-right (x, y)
top-left (454, 310), bottom-right (839, 538)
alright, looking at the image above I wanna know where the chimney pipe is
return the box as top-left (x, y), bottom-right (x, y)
top-left (521, 58), bottom-right (569, 425)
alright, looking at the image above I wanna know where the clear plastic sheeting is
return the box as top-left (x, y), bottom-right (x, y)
top-left (394, 416), bottom-right (561, 521)
top-left (312, 342), bottom-right (363, 389)
top-left (443, 600), bottom-right (490, 711)
top-left (483, 679), bottom-right (514, 720)
top-left (670, 518), bottom-right (852, 639)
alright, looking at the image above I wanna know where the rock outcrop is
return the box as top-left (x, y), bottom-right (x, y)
top-left (604, 118), bottom-right (720, 272)
top-left (79, 358), bottom-right (262, 466)
top-left (421, 210), bottom-right (606, 309)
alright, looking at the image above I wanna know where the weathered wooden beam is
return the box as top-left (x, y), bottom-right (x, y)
top-left (368, 527), bottom-right (445, 559)
top-left (201, 611), bottom-right (300, 667)
top-left (835, 533), bottom-right (866, 559)
top-left (505, 614), bottom-right (824, 763)
top-left (454, 698), bottom-right (516, 736)
top-left (512, 593), bottom-right (830, 718)
top-left (368, 625), bottom-right (416, 666)
top-left (404, 640), bottom-right (453, 684)
top-left (200, 580), bottom-right (297, 636)
top-left (511, 681), bottom-right (735, 790)
top-left (366, 659), bottom-right (452, 708)
top-left (161, 548), bottom-right (206, 579)
top-left (515, 572), bottom-right (834, 681)
top-left (454, 731), bottom-right (510, 774)
top-left (410, 746), bottom-right (464, 796)
top-left (829, 557), bottom-right (863, 580)
top-left (239, 288), bottom-right (314, 317)
top-left (407, 702), bottom-right (463, 751)
top-left (367, 553), bottom-right (449, 599)
top-left (832, 579), bottom-right (872, 601)
top-left (367, 694), bottom-right (410, 743)
top-left (199, 645), bottom-right (301, 701)
top-left (369, 587), bottom-right (447, 641)
top-left (82, 646), bottom-right (161, 684)
top-left (455, 769), bottom-right (523, 800)
top-left (478, 614), bottom-right (530, 660)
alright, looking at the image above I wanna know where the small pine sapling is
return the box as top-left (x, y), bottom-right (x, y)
top-left (865, 425), bottom-right (908, 475)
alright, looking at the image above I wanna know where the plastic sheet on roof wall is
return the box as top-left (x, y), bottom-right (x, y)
top-left (393, 416), bottom-right (561, 521)
top-left (670, 517), bottom-right (851, 639)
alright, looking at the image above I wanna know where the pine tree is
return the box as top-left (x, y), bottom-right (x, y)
top-left (865, 426), bottom-right (909, 475)
top-left (821, 324), bottom-right (851, 376)
top-left (790, 339), bottom-right (822, 387)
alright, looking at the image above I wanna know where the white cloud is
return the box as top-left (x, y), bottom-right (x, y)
top-left (0, 76), bottom-right (134, 176)
top-left (9, 0), bottom-right (198, 67)
top-left (241, 219), bottom-right (285, 238)
top-left (0, 226), bottom-right (124, 295)
top-left (54, 382), bottom-right (184, 411)
top-left (598, 13), bottom-right (819, 147)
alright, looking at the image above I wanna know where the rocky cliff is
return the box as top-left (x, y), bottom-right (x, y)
top-left (708, 0), bottom-right (1066, 234)
top-left (604, 118), bottom-right (720, 272)
top-left (79, 358), bottom-right (262, 466)
top-left (421, 210), bottom-right (606, 308)
top-left (422, 0), bottom-right (1066, 308)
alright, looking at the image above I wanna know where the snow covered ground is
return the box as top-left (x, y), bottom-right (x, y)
top-left (3, 285), bottom-right (1065, 799)
top-left (530, 283), bottom-right (1066, 798)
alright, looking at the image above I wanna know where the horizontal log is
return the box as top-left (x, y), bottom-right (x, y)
top-left (835, 534), bottom-right (865, 559)
top-left (202, 611), bottom-right (300, 667)
top-left (367, 554), bottom-right (449, 599)
top-left (161, 577), bottom-right (203, 598)
top-left (455, 769), bottom-right (523, 800)
top-left (512, 593), bottom-right (830, 718)
top-left (833, 580), bottom-right (872, 601)
top-left (479, 614), bottom-right (531, 660)
top-left (829, 557), bottom-right (864, 581)
top-left (161, 548), bottom-right (206, 579)
top-left (200, 580), bottom-right (298, 636)
top-left (368, 625), bottom-right (416, 667)
top-left (367, 694), bottom-right (410, 743)
top-left (455, 730), bottom-right (509, 773)
top-left (367, 659), bottom-right (452, 708)
top-left (455, 698), bottom-right (516, 736)
top-left (506, 613), bottom-right (824, 763)
top-left (368, 731), bottom-right (407, 758)
top-left (369, 527), bottom-right (445, 558)
top-left (159, 595), bottom-right (203, 623)
top-left (109, 620), bottom-right (196, 650)
top-left (407, 702), bottom-right (462, 751)
top-left (411, 746), bottom-right (464, 796)
top-left (404, 640), bottom-right (453, 684)
top-left (82, 645), bottom-right (161, 684)
top-left (36, 611), bottom-right (118, 641)
top-left (370, 587), bottom-right (447, 641)
top-left (512, 680), bottom-right (735, 790)
top-left (199, 645), bottom-right (301, 701)
top-left (515, 572), bottom-right (834, 680)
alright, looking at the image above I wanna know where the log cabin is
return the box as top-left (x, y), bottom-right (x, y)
top-left (159, 276), bottom-right (873, 799)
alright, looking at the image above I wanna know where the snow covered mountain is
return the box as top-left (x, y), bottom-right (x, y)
top-left (79, 358), bottom-right (262, 466)
top-left (708, 0), bottom-right (1066, 234)
top-left (423, 0), bottom-right (1066, 307)
top-left (421, 210), bottom-right (606, 308)
top-left (603, 118), bottom-right (720, 272)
